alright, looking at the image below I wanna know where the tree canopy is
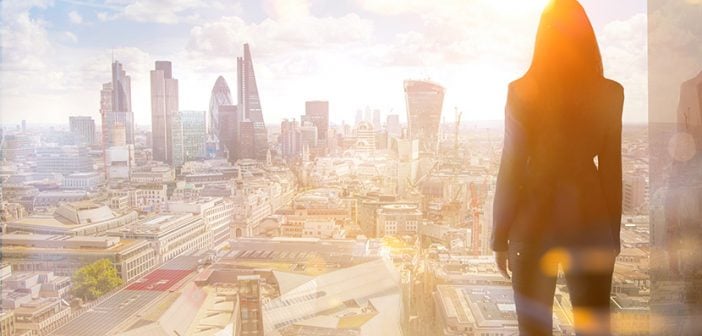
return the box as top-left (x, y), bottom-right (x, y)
top-left (72, 258), bottom-right (123, 301)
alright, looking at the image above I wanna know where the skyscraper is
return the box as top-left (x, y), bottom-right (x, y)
top-left (170, 111), bottom-right (184, 167)
top-left (180, 110), bottom-right (206, 161)
top-left (69, 116), bottom-right (96, 146)
top-left (373, 109), bottom-right (381, 130)
top-left (239, 121), bottom-right (256, 159)
top-left (237, 43), bottom-right (268, 160)
top-left (280, 118), bottom-right (300, 159)
top-left (219, 104), bottom-right (240, 164)
top-left (151, 61), bottom-right (179, 164)
top-left (99, 82), bottom-right (112, 146)
top-left (304, 101), bottom-right (329, 141)
top-left (110, 61), bottom-right (134, 145)
top-left (208, 76), bottom-right (233, 152)
top-left (386, 114), bottom-right (401, 136)
top-left (404, 80), bottom-right (445, 152)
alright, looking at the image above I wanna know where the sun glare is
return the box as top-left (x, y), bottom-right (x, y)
top-left (486, 0), bottom-right (551, 14)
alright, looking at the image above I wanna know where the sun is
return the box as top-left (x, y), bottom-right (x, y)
top-left (486, 0), bottom-right (552, 15)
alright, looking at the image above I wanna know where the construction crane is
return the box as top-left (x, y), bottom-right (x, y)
top-left (454, 107), bottom-right (463, 160)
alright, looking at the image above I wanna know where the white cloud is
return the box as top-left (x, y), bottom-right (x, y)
top-left (186, 13), bottom-right (373, 63)
top-left (263, 0), bottom-right (310, 20)
top-left (62, 31), bottom-right (79, 43)
top-left (0, 8), bottom-right (52, 72)
top-left (97, 11), bottom-right (110, 21)
top-left (108, 0), bottom-right (242, 24)
top-left (68, 10), bottom-right (83, 24)
top-left (600, 13), bottom-right (648, 123)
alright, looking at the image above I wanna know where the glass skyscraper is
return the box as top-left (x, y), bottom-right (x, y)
top-left (237, 43), bottom-right (268, 161)
top-left (404, 80), bottom-right (445, 153)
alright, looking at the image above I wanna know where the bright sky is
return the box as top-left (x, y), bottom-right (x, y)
top-left (0, 0), bottom-right (647, 127)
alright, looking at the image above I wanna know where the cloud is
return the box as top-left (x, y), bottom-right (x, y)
top-left (361, 0), bottom-right (543, 68)
top-left (97, 12), bottom-right (110, 21)
top-left (600, 13), bottom-right (648, 123)
top-left (68, 10), bottom-right (83, 24)
top-left (102, 0), bottom-right (243, 24)
top-left (185, 13), bottom-right (373, 65)
top-left (0, 9), bottom-right (52, 72)
top-left (62, 31), bottom-right (79, 43)
top-left (263, 0), bottom-right (310, 20)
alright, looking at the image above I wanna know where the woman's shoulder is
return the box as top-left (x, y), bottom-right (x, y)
top-left (507, 77), bottom-right (539, 105)
top-left (600, 78), bottom-right (624, 99)
top-left (509, 76), bottom-right (623, 97)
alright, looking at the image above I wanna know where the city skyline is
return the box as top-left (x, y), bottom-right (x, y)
top-left (0, 0), bottom-right (647, 126)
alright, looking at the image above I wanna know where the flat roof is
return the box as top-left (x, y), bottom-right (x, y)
top-left (436, 285), bottom-right (519, 328)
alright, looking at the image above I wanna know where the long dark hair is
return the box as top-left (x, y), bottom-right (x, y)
top-left (526, 0), bottom-right (603, 85)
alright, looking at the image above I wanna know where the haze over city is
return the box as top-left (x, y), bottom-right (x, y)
top-left (3, 1), bottom-right (701, 335)
top-left (1, 0), bottom-right (646, 126)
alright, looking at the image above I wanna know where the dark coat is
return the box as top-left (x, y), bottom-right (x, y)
top-left (491, 77), bottom-right (624, 254)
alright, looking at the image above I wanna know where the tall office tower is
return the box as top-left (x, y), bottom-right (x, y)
top-left (238, 275), bottom-right (264, 336)
top-left (280, 119), bottom-right (300, 159)
top-left (386, 114), bottom-right (401, 136)
top-left (304, 101), bottom-right (329, 141)
top-left (208, 76), bottom-right (233, 152)
top-left (218, 105), bottom-right (240, 164)
top-left (373, 109), bottom-right (381, 130)
top-left (180, 111), bottom-right (206, 161)
top-left (170, 111), bottom-right (184, 167)
top-left (404, 80), bottom-right (445, 152)
top-left (238, 121), bottom-right (256, 159)
top-left (355, 109), bottom-right (363, 126)
top-left (150, 61), bottom-right (179, 164)
top-left (364, 107), bottom-right (371, 123)
top-left (237, 43), bottom-right (268, 160)
top-left (100, 82), bottom-right (113, 147)
top-left (69, 116), bottom-right (96, 146)
top-left (110, 61), bottom-right (134, 145)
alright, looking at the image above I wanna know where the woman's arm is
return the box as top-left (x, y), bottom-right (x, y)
top-left (598, 83), bottom-right (624, 254)
top-left (491, 85), bottom-right (529, 252)
top-left (597, 83), bottom-right (624, 254)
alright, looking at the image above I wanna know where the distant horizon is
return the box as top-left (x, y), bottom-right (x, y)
top-left (0, 1), bottom-right (648, 125)
top-left (0, 119), bottom-right (653, 131)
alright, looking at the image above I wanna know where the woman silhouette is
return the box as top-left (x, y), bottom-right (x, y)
top-left (491, 0), bottom-right (623, 335)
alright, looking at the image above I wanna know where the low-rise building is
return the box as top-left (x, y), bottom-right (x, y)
top-left (168, 197), bottom-right (234, 250)
top-left (281, 218), bottom-right (345, 239)
top-left (376, 204), bottom-right (422, 237)
top-left (108, 213), bottom-right (211, 264)
top-left (0, 310), bottom-right (15, 336)
top-left (130, 163), bottom-right (175, 184)
top-left (434, 285), bottom-right (572, 336)
top-left (14, 298), bottom-right (71, 336)
top-left (0, 234), bottom-right (155, 282)
top-left (62, 172), bottom-right (104, 190)
top-left (23, 190), bottom-right (90, 211)
top-left (35, 146), bottom-right (93, 175)
top-left (4, 201), bottom-right (137, 236)
top-left (109, 183), bottom-right (168, 212)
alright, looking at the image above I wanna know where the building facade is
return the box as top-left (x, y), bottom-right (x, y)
top-left (150, 61), bottom-right (180, 164)
top-left (208, 76), bottom-right (234, 155)
top-left (69, 116), bottom-right (96, 146)
top-left (404, 80), bottom-right (445, 153)
top-left (180, 110), bottom-right (207, 161)
top-left (237, 43), bottom-right (268, 161)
